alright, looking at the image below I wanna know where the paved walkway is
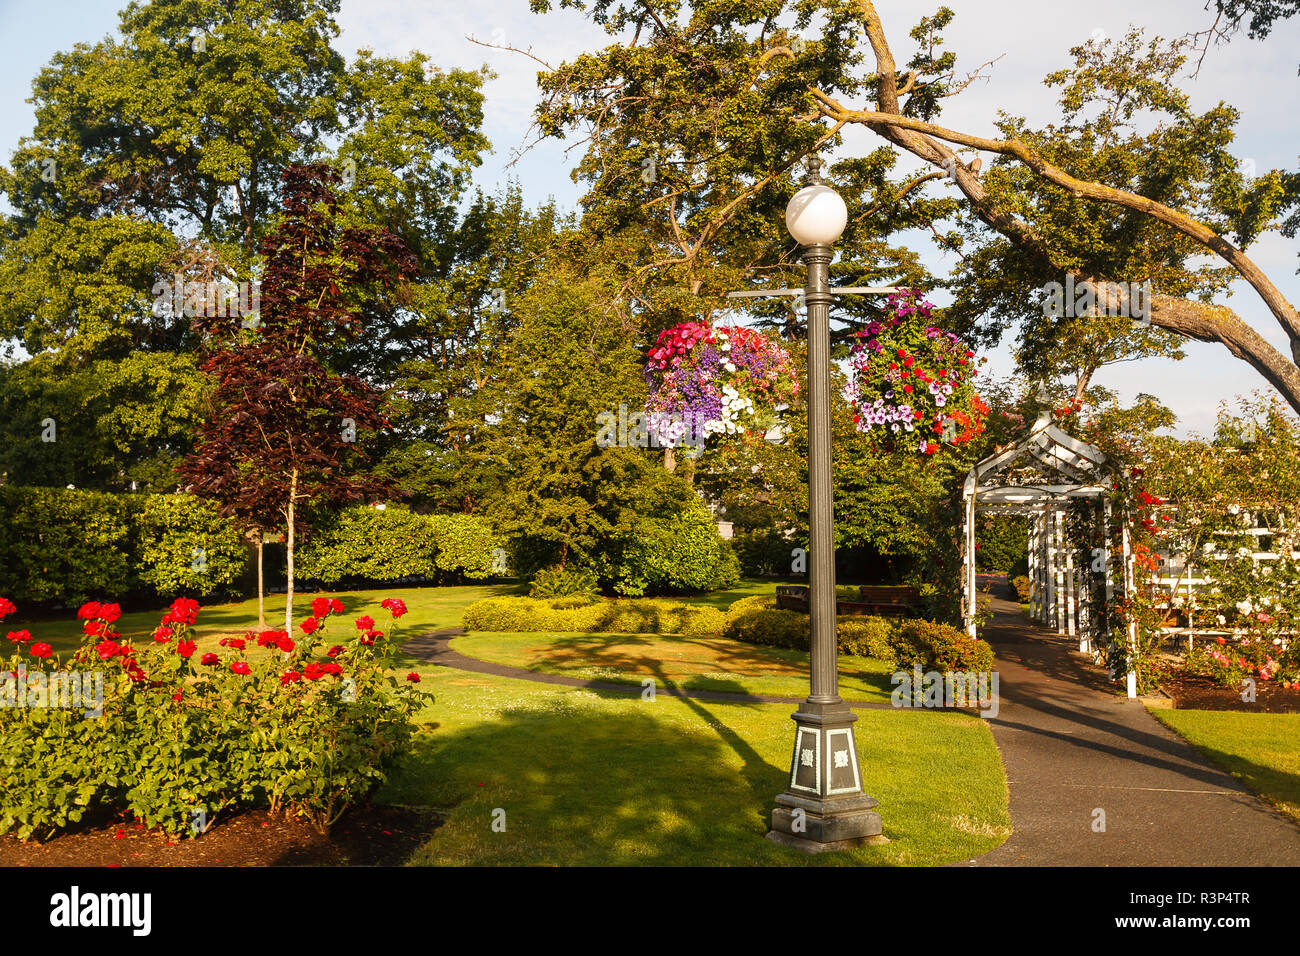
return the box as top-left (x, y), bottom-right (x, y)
top-left (966, 585), bottom-right (1300, 865)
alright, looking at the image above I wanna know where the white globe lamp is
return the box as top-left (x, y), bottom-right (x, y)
top-left (785, 183), bottom-right (848, 247)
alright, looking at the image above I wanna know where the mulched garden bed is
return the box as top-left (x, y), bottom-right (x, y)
top-left (1157, 668), bottom-right (1300, 713)
top-left (0, 804), bottom-right (443, 867)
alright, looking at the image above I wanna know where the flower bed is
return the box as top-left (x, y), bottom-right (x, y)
top-left (0, 594), bottom-right (426, 841)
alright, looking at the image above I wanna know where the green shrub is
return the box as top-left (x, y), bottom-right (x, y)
top-left (836, 617), bottom-right (897, 659)
top-left (1010, 575), bottom-right (1033, 603)
top-left (136, 494), bottom-right (247, 598)
top-left (460, 595), bottom-right (725, 636)
top-left (733, 529), bottom-right (796, 577)
top-left (597, 497), bottom-right (740, 596)
top-left (721, 597), bottom-right (900, 660)
top-left (891, 620), bottom-right (995, 673)
top-left (529, 565), bottom-right (599, 598)
top-left (0, 486), bottom-right (138, 604)
top-left (0, 594), bottom-right (425, 840)
top-left (297, 505), bottom-right (503, 585)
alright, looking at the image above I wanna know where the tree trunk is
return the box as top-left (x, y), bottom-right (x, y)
top-left (256, 530), bottom-right (266, 630)
top-left (284, 470), bottom-right (297, 633)
top-left (664, 447), bottom-right (676, 473)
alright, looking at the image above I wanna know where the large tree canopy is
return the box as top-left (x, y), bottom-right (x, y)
top-left (528, 1), bottom-right (1300, 414)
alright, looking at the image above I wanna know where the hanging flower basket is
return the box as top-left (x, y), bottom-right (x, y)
top-left (842, 289), bottom-right (988, 455)
top-left (644, 321), bottom-right (799, 449)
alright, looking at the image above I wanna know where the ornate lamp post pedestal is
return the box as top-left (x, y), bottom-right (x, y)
top-left (768, 703), bottom-right (883, 851)
top-left (763, 165), bottom-right (886, 852)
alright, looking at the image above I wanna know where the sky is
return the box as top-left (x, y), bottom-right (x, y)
top-left (1, 0), bottom-right (1298, 437)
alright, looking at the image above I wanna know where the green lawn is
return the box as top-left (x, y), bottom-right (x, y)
top-left (450, 630), bottom-right (898, 702)
top-left (12, 584), bottom-right (518, 656)
top-left (1149, 709), bottom-right (1300, 824)
top-left (379, 664), bottom-right (1011, 865)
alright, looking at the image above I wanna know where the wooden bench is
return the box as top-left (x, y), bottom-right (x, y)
top-left (776, 585), bottom-right (922, 616)
top-left (839, 585), bottom-right (922, 617)
top-left (775, 585), bottom-right (809, 611)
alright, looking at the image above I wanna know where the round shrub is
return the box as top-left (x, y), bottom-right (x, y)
top-left (836, 617), bottom-right (897, 659)
top-left (599, 497), bottom-right (740, 596)
top-left (891, 620), bottom-right (995, 673)
top-left (529, 565), bottom-right (599, 598)
top-left (0, 486), bottom-right (138, 604)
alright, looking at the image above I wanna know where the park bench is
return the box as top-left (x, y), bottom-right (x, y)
top-left (775, 585), bottom-right (809, 611)
top-left (775, 584), bottom-right (922, 617)
top-left (838, 585), bottom-right (922, 617)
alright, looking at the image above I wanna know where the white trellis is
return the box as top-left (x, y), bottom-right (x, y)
top-left (960, 409), bottom-right (1141, 697)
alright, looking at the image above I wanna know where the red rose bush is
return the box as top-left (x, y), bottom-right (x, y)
top-left (0, 594), bottom-right (426, 840)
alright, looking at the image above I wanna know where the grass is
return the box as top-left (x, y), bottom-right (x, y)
top-left (13, 584), bottom-right (517, 656)
top-left (450, 630), bottom-right (898, 702)
top-left (1149, 708), bottom-right (1300, 824)
top-left (379, 665), bottom-right (1012, 865)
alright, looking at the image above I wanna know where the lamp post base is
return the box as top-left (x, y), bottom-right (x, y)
top-left (766, 702), bottom-right (885, 852)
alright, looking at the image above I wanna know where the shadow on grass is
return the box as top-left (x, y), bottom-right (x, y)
top-left (380, 694), bottom-right (790, 865)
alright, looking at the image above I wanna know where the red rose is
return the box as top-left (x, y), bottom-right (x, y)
top-left (176, 640), bottom-right (197, 659)
top-left (380, 597), bottom-right (408, 619)
top-left (327, 645), bottom-right (344, 658)
top-left (99, 603), bottom-right (122, 624)
top-left (171, 690), bottom-right (183, 702)
top-left (77, 601), bottom-right (102, 620)
top-left (258, 630), bottom-right (289, 648)
top-left (96, 640), bottom-right (122, 660)
top-left (303, 663), bottom-right (326, 681)
top-left (153, 625), bottom-right (173, 643)
top-left (355, 615), bottom-right (375, 631)
top-left (312, 597), bottom-right (332, 618)
top-left (277, 636), bottom-right (295, 653)
top-left (330, 599), bottom-right (345, 614)
top-left (200, 652), bottom-right (220, 666)
top-left (280, 670), bottom-right (302, 685)
top-left (321, 661), bottom-right (342, 676)
top-left (6, 630), bottom-right (31, 644)
top-left (0, 597), bottom-right (16, 620)
top-left (82, 620), bottom-right (106, 637)
top-left (300, 616), bottom-right (321, 635)
top-left (220, 637), bottom-right (246, 651)
top-left (30, 642), bottom-right (52, 658)
top-left (231, 661), bottom-right (251, 676)
top-left (405, 672), bottom-right (421, 683)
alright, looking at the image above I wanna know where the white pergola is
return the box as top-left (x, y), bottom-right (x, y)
top-left (960, 410), bottom-right (1140, 697)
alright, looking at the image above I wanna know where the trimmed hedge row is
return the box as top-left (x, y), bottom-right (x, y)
top-left (720, 596), bottom-right (994, 672)
top-left (1010, 575), bottom-right (1033, 604)
top-left (0, 487), bottom-right (246, 604)
top-left (461, 594), bottom-right (727, 638)
top-left (296, 505), bottom-right (503, 586)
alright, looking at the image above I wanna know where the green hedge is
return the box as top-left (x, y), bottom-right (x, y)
top-left (0, 487), bottom-right (246, 604)
top-left (461, 595), bottom-right (726, 637)
top-left (720, 595), bottom-right (993, 671)
top-left (136, 494), bottom-right (247, 597)
top-left (297, 505), bottom-right (503, 586)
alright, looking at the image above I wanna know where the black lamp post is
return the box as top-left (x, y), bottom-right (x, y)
top-left (766, 159), bottom-right (886, 852)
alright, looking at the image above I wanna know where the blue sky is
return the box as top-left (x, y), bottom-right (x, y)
top-left (2, 0), bottom-right (1299, 437)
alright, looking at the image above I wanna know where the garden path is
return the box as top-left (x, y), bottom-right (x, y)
top-left (964, 585), bottom-right (1300, 866)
